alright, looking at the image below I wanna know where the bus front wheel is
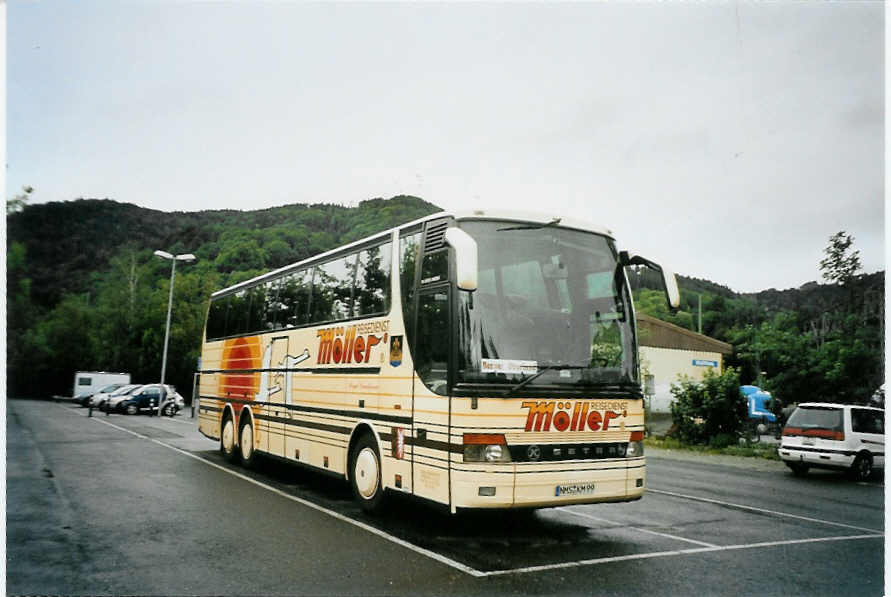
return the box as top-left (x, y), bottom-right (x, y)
top-left (350, 434), bottom-right (385, 513)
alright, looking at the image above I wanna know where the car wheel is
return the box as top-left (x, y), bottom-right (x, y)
top-left (239, 417), bottom-right (256, 469)
top-left (163, 404), bottom-right (174, 416)
top-left (850, 453), bottom-right (873, 481)
top-left (126, 404), bottom-right (138, 415)
top-left (787, 463), bottom-right (809, 476)
top-left (349, 433), bottom-right (385, 513)
top-left (220, 415), bottom-right (238, 463)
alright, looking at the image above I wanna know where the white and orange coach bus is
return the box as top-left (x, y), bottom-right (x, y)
top-left (198, 210), bottom-right (679, 513)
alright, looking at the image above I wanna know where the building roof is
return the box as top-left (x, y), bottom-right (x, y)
top-left (636, 313), bottom-right (733, 355)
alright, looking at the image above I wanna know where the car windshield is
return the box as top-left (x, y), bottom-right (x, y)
top-left (787, 406), bottom-right (843, 431)
top-left (112, 385), bottom-right (141, 396)
top-left (455, 220), bottom-right (638, 393)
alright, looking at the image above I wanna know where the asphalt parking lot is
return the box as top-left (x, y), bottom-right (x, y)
top-left (7, 399), bottom-right (885, 595)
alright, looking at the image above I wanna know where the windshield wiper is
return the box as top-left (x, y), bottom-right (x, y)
top-left (505, 363), bottom-right (584, 396)
top-left (497, 217), bottom-right (562, 232)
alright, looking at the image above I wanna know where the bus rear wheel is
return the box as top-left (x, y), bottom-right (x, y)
top-left (239, 417), bottom-right (256, 469)
top-left (220, 415), bottom-right (238, 463)
top-left (349, 434), bottom-right (385, 513)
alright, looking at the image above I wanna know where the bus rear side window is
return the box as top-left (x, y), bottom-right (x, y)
top-left (207, 296), bottom-right (231, 340)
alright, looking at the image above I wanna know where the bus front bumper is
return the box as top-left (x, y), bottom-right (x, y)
top-left (451, 457), bottom-right (646, 510)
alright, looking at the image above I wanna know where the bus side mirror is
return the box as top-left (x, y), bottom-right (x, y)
top-left (620, 251), bottom-right (680, 311)
top-left (444, 227), bottom-right (478, 292)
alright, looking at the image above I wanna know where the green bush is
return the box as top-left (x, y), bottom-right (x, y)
top-left (669, 367), bottom-right (747, 445)
top-left (709, 433), bottom-right (736, 449)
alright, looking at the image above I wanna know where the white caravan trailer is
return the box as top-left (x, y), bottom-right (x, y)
top-left (72, 371), bottom-right (131, 398)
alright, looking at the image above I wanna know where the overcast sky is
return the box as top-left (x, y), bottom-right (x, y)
top-left (8, 1), bottom-right (884, 292)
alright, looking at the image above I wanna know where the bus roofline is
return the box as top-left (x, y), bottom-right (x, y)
top-left (211, 209), bottom-right (614, 299)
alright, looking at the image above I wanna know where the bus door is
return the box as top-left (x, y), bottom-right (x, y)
top-left (260, 335), bottom-right (291, 457)
top-left (411, 286), bottom-right (452, 505)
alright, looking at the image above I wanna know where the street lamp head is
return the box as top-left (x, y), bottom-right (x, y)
top-left (154, 250), bottom-right (174, 260)
top-left (176, 253), bottom-right (196, 262)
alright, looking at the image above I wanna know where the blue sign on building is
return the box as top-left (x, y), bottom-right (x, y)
top-left (692, 359), bottom-right (718, 367)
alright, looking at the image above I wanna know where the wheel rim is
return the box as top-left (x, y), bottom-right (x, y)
top-left (222, 419), bottom-right (235, 455)
top-left (354, 447), bottom-right (380, 499)
top-left (127, 405), bottom-right (137, 415)
top-left (858, 457), bottom-right (872, 478)
top-left (240, 423), bottom-right (253, 460)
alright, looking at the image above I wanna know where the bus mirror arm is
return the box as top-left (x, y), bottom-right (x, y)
top-left (619, 251), bottom-right (681, 312)
top-left (445, 227), bottom-right (479, 292)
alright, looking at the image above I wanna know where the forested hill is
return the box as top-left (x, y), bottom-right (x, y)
top-left (742, 272), bottom-right (885, 316)
top-left (7, 195), bottom-right (440, 309)
top-left (7, 195), bottom-right (883, 404)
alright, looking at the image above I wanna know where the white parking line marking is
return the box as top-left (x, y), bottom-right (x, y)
top-left (556, 508), bottom-right (718, 548)
top-left (647, 488), bottom-right (884, 535)
top-left (63, 407), bottom-right (488, 578)
top-left (56, 404), bottom-right (884, 578)
top-left (481, 534), bottom-right (883, 577)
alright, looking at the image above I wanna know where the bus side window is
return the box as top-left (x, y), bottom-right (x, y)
top-left (415, 290), bottom-right (450, 395)
top-left (354, 242), bottom-right (392, 317)
top-left (311, 255), bottom-right (356, 323)
top-left (246, 284), bottom-right (268, 334)
top-left (278, 269), bottom-right (311, 328)
top-left (227, 290), bottom-right (250, 337)
top-left (399, 231), bottom-right (422, 327)
top-left (207, 296), bottom-right (230, 340)
top-left (262, 280), bottom-right (281, 330)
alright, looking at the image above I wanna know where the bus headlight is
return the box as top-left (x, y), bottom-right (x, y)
top-left (626, 441), bottom-right (644, 458)
top-left (464, 444), bottom-right (512, 462)
top-left (463, 434), bottom-right (512, 463)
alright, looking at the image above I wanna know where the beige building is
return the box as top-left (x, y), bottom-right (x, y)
top-left (636, 313), bottom-right (733, 414)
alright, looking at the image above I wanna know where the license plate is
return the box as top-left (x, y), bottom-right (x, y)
top-left (555, 483), bottom-right (596, 497)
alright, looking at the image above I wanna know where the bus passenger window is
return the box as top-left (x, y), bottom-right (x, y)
top-left (263, 280), bottom-right (282, 330)
top-left (206, 296), bottom-right (231, 340)
top-left (399, 231), bottom-right (422, 335)
top-left (246, 284), bottom-right (268, 333)
top-left (227, 290), bottom-right (250, 337)
top-left (312, 255), bottom-right (356, 323)
top-left (416, 290), bottom-right (449, 395)
top-left (354, 242), bottom-right (392, 317)
top-left (278, 269), bottom-right (311, 328)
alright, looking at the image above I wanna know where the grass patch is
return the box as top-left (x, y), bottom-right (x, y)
top-left (644, 436), bottom-right (781, 461)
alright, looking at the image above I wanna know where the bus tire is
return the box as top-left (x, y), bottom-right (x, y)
top-left (220, 414), bottom-right (238, 464)
top-left (349, 433), bottom-right (385, 513)
top-left (239, 416), bottom-right (257, 469)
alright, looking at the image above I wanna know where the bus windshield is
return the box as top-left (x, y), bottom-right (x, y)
top-left (455, 220), bottom-right (638, 394)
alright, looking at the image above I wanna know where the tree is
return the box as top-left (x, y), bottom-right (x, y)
top-left (669, 367), bottom-right (747, 446)
top-left (7, 185), bottom-right (33, 214)
top-left (819, 231), bottom-right (861, 286)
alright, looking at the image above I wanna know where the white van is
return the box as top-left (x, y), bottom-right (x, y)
top-left (72, 371), bottom-right (131, 399)
top-left (779, 403), bottom-right (884, 480)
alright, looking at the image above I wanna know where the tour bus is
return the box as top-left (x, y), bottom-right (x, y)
top-left (198, 210), bottom-right (679, 513)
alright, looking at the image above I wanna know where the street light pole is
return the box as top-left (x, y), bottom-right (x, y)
top-left (154, 250), bottom-right (196, 415)
top-left (160, 256), bottom-right (177, 386)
